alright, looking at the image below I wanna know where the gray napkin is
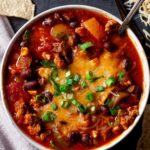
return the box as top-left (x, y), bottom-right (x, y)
top-left (0, 16), bottom-right (37, 150)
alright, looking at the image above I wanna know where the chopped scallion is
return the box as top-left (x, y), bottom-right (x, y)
top-left (78, 42), bottom-right (94, 51)
top-left (52, 104), bottom-right (57, 111)
top-left (86, 92), bottom-right (94, 102)
top-left (96, 86), bottom-right (105, 92)
top-left (118, 70), bottom-right (125, 81)
top-left (105, 77), bottom-right (116, 86)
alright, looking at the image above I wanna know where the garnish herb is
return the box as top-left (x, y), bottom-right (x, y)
top-left (105, 77), bottom-right (116, 86)
top-left (23, 30), bottom-right (30, 40)
top-left (51, 68), bottom-right (58, 80)
top-left (35, 94), bottom-right (47, 103)
top-left (80, 81), bottom-right (87, 88)
top-left (50, 140), bottom-right (55, 148)
top-left (42, 111), bottom-right (56, 122)
top-left (96, 86), bottom-right (105, 92)
top-left (88, 105), bottom-right (97, 114)
top-left (66, 78), bottom-right (74, 86)
top-left (86, 71), bottom-right (94, 82)
top-left (109, 106), bottom-right (120, 116)
top-left (71, 99), bottom-right (79, 105)
top-left (52, 104), bottom-right (57, 111)
top-left (73, 74), bottom-right (81, 83)
top-left (86, 92), bottom-right (94, 102)
top-left (86, 71), bottom-right (104, 82)
top-left (41, 60), bottom-right (56, 68)
top-left (61, 100), bottom-right (71, 108)
top-left (78, 42), bottom-right (94, 51)
top-left (105, 99), bottom-right (113, 108)
top-left (78, 104), bottom-right (87, 114)
top-left (118, 70), bottom-right (125, 81)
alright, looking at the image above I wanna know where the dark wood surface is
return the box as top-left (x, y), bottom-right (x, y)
top-left (8, 1), bottom-right (143, 149)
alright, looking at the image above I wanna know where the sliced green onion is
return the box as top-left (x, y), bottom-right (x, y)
top-left (50, 140), bottom-right (55, 148)
top-left (35, 94), bottom-right (47, 103)
top-left (118, 70), bottom-right (125, 81)
top-left (61, 100), bottom-right (71, 108)
top-left (109, 106), bottom-right (120, 116)
top-left (88, 105), bottom-right (97, 114)
top-left (51, 68), bottom-right (58, 80)
top-left (72, 99), bottom-right (79, 105)
top-left (59, 84), bottom-right (67, 92)
top-left (96, 86), bottom-right (105, 92)
top-left (78, 104), bottom-right (87, 114)
top-left (78, 42), bottom-right (94, 51)
top-left (66, 78), bottom-right (74, 86)
top-left (42, 111), bottom-right (56, 122)
top-left (86, 92), bottom-right (94, 102)
top-left (66, 93), bottom-right (74, 100)
top-left (80, 81), bottom-right (87, 88)
top-left (52, 104), bottom-right (57, 111)
top-left (23, 30), bottom-right (30, 40)
top-left (65, 70), bottom-right (71, 77)
top-left (105, 99), bottom-right (113, 108)
top-left (86, 71), bottom-right (94, 82)
top-left (41, 60), bottom-right (56, 68)
top-left (73, 74), bottom-right (81, 83)
top-left (105, 77), bottom-right (116, 86)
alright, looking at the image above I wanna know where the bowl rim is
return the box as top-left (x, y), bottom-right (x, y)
top-left (0, 4), bottom-right (149, 150)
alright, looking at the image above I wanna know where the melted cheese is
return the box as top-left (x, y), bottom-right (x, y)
top-left (38, 49), bottom-right (123, 135)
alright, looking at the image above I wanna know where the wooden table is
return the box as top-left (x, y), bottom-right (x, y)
top-left (8, 0), bottom-right (144, 149)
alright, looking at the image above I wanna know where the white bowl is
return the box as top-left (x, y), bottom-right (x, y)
top-left (0, 5), bottom-right (149, 150)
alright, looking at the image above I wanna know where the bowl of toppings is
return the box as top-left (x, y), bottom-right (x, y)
top-left (0, 5), bottom-right (149, 150)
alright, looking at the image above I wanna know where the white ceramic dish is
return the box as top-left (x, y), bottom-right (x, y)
top-left (0, 5), bottom-right (149, 150)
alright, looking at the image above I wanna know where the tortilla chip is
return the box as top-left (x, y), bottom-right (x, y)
top-left (0, 0), bottom-right (35, 20)
top-left (136, 104), bottom-right (150, 150)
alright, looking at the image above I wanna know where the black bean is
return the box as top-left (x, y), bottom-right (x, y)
top-left (104, 41), bottom-right (117, 52)
top-left (31, 59), bottom-right (41, 67)
top-left (72, 33), bottom-right (80, 44)
top-left (20, 68), bottom-right (32, 79)
top-left (24, 81), bottom-right (38, 90)
top-left (68, 131), bottom-right (81, 144)
top-left (20, 40), bottom-right (29, 47)
top-left (42, 17), bottom-right (54, 26)
top-left (69, 21), bottom-right (78, 28)
top-left (81, 133), bottom-right (93, 146)
top-left (100, 106), bottom-right (109, 115)
top-left (44, 91), bottom-right (53, 102)
top-left (123, 58), bottom-right (132, 71)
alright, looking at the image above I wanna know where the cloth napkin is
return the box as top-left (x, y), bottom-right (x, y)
top-left (0, 16), bottom-right (37, 150)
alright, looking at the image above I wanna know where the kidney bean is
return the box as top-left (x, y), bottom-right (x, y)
top-left (20, 68), bottom-right (32, 79)
top-left (24, 81), bottom-right (38, 90)
top-left (44, 91), bottom-right (53, 102)
top-left (42, 17), bottom-right (54, 26)
top-left (68, 131), bottom-right (81, 144)
top-left (81, 133), bottom-right (93, 146)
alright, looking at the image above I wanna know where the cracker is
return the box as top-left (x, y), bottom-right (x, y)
top-left (0, 0), bottom-right (35, 20)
